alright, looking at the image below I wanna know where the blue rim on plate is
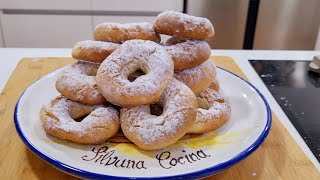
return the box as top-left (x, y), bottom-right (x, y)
top-left (14, 67), bottom-right (272, 180)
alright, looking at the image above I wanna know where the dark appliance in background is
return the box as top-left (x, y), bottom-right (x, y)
top-left (250, 60), bottom-right (320, 162)
top-left (186, 0), bottom-right (320, 50)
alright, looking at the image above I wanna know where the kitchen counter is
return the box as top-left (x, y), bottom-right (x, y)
top-left (0, 48), bottom-right (320, 173)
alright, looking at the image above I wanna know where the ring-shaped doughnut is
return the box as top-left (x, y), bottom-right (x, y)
top-left (154, 11), bottom-right (214, 40)
top-left (94, 22), bottom-right (160, 43)
top-left (56, 61), bottom-right (106, 105)
top-left (120, 79), bottom-right (197, 150)
top-left (188, 88), bottom-right (231, 134)
top-left (96, 40), bottom-right (174, 107)
top-left (72, 40), bottom-right (120, 63)
top-left (174, 60), bottom-right (216, 93)
top-left (40, 96), bottom-right (120, 144)
top-left (164, 39), bottom-right (211, 71)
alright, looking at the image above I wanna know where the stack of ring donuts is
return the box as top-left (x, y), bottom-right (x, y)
top-left (40, 11), bottom-right (231, 150)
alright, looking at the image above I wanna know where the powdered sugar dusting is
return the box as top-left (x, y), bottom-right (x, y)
top-left (165, 40), bottom-right (211, 63)
top-left (56, 61), bottom-right (105, 104)
top-left (158, 11), bottom-right (212, 30)
top-left (97, 40), bottom-right (174, 105)
top-left (196, 88), bottom-right (231, 123)
top-left (43, 97), bottom-right (98, 134)
top-left (174, 60), bottom-right (216, 89)
top-left (156, 11), bottom-right (214, 37)
top-left (94, 22), bottom-right (159, 43)
top-left (121, 79), bottom-right (196, 147)
top-left (75, 40), bottom-right (119, 52)
top-left (95, 22), bottom-right (153, 31)
top-left (42, 97), bottom-right (119, 138)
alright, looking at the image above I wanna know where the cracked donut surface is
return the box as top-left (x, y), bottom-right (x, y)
top-left (40, 96), bottom-right (120, 144)
top-left (55, 61), bottom-right (106, 105)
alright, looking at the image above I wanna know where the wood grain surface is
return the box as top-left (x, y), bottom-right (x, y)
top-left (0, 56), bottom-right (319, 179)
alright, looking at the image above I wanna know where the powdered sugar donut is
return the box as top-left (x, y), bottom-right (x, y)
top-left (94, 22), bottom-right (160, 43)
top-left (120, 79), bottom-right (197, 150)
top-left (174, 60), bottom-right (216, 93)
top-left (154, 11), bottom-right (214, 40)
top-left (72, 40), bottom-right (120, 63)
top-left (164, 39), bottom-right (211, 70)
top-left (96, 40), bottom-right (174, 107)
top-left (209, 78), bottom-right (220, 92)
top-left (56, 61), bottom-right (106, 105)
top-left (188, 88), bottom-right (231, 134)
top-left (40, 96), bottom-right (120, 144)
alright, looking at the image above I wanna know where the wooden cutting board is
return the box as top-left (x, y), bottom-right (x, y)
top-left (0, 56), bottom-right (319, 179)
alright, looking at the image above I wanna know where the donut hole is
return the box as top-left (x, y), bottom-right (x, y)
top-left (69, 107), bottom-right (94, 122)
top-left (128, 69), bottom-right (146, 82)
top-left (150, 103), bottom-right (163, 116)
top-left (197, 97), bottom-right (210, 110)
top-left (73, 113), bottom-right (90, 122)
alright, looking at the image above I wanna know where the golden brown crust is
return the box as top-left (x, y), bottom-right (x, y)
top-left (164, 39), bottom-right (211, 71)
top-left (163, 36), bottom-right (187, 46)
top-left (174, 60), bottom-right (216, 93)
top-left (209, 79), bottom-right (220, 92)
top-left (56, 61), bottom-right (106, 105)
top-left (40, 96), bottom-right (120, 144)
top-left (96, 40), bottom-right (174, 107)
top-left (154, 11), bottom-right (214, 40)
top-left (188, 88), bottom-right (231, 134)
top-left (94, 22), bottom-right (160, 43)
top-left (120, 79), bottom-right (197, 150)
top-left (72, 40), bottom-right (120, 63)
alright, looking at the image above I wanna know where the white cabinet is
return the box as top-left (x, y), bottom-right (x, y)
top-left (91, 0), bottom-right (183, 12)
top-left (0, 0), bottom-right (184, 47)
top-left (0, 0), bottom-right (91, 10)
top-left (1, 14), bottom-right (92, 48)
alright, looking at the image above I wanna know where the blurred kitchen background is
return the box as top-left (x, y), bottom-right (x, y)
top-left (0, 0), bottom-right (319, 50)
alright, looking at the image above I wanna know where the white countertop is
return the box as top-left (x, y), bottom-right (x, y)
top-left (1, 48), bottom-right (319, 171)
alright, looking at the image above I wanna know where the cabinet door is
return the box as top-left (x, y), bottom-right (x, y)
top-left (91, 0), bottom-right (183, 12)
top-left (0, 0), bottom-right (90, 10)
top-left (1, 14), bottom-right (93, 48)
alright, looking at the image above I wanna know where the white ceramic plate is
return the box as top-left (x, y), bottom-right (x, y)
top-left (14, 67), bottom-right (271, 179)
